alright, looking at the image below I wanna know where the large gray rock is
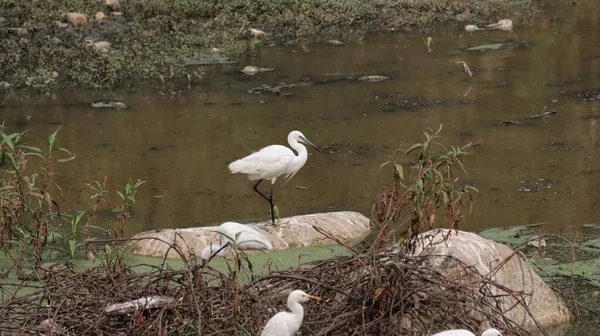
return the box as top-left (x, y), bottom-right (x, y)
top-left (127, 211), bottom-right (371, 259)
top-left (413, 229), bottom-right (571, 331)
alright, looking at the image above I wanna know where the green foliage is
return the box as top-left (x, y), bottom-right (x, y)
top-left (374, 125), bottom-right (478, 250)
top-left (0, 125), bottom-right (144, 273)
top-left (0, 124), bottom-right (74, 271)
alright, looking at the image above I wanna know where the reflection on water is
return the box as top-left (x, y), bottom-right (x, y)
top-left (1, 0), bottom-right (599, 241)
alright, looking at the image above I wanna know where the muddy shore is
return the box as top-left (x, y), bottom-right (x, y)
top-left (0, 0), bottom-right (531, 89)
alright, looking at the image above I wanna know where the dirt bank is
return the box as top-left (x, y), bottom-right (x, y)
top-left (0, 0), bottom-right (531, 89)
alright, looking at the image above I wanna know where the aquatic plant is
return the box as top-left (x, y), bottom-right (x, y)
top-left (0, 125), bottom-right (75, 268)
top-left (0, 125), bottom-right (143, 267)
top-left (375, 124), bottom-right (478, 250)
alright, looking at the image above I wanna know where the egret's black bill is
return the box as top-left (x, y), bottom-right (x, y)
top-left (300, 136), bottom-right (320, 151)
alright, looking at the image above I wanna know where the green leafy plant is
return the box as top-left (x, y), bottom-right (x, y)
top-left (113, 178), bottom-right (146, 239)
top-left (374, 125), bottom-right (478, 250)
top-left (0, 125), bottom-right (74, 271)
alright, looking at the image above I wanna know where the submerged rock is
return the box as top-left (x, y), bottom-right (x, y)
top-left (241, 66), bottom-right (274, 76)
top-left (326, 39), bottom-right (344, 46)
top-left (90, 100), bottom-right (128, 109)
top-left (127, 211), bottom-right (371, 259)
top-left (412, 229), bottom-right (571, 330)
top-left (564, 88), bottom-right (600, 100)
top-left (358, 75), bottom-right (390, 82)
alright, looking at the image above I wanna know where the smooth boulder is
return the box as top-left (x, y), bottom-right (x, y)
top-left (127, 211), bottom-right (371, 259)
top-left (413, 229), bottom-right (571, 331)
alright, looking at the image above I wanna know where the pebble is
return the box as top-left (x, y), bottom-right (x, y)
top-left (249, 28), bottom-right (266, 38)
top-left (106, 0), bottom-right (121, 11)
top-left (66, 13), bottom-right (88, 26)
top-left (54, 20), bottom-right (70, 28)
top-left (95, 12), bottom-right (106, 21)
top-left (84, 251), bottom-right (95, 261)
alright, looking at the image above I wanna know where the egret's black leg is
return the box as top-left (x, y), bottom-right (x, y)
top-left (253, 179), bottom-right (276, 223)
top-left (252, 179), bottom-right (270, 202)
top-left (268, 184), bottom-right (275, 224)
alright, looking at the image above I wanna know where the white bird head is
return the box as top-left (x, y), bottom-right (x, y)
top-left (288, 290), bottom-right (321, 305)
top-left (289, 131), bottom-right (319, 151)
top-left (481, 329), bottom-right (502, 336)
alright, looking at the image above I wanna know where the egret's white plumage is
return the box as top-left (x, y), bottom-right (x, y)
top-left (201, 222), bottom-right (273, 261)
top-left (431, 328), bottom-right (502, 336)
top-left (260, 290), bottom-right (321, 336)
top-left (229, 130), bottom-right (318, 184)
top-left (228, 130), bottom-right (319, 224)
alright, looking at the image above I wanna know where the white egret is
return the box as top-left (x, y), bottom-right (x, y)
top-left (432, 328), bottom-right (502, 336)
top-left (201, 222), bottom-right (273, 261)
top-left (228, 130), bottom-right (319, 224)
top-left (260, 289), bottom-right (321, 336)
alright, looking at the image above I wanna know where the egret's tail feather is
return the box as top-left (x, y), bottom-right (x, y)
top-left (228, 160), bottom-right (243, 173)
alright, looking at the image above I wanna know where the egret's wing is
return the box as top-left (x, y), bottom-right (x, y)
top-left (229, 145), bottom-right (295, 179)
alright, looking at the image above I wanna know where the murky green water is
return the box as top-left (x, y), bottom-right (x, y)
top-left (1, 0), bottom-right (599, 241)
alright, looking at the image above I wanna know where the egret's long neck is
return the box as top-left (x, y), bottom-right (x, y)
top-left (288, 138), bottom-right (308, 163)
top-left (287, 300), bottom-right (304, 328)
top-left (214, 244), bottom-right (230, 257)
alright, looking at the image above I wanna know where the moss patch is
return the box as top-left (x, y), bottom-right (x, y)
top-left (0, 0), bottom-right (531, 89)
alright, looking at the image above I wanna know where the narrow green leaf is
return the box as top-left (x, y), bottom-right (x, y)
top-left (405, 143), bottom-right (423, 154)
top-left (378, 160), bottom-right (391, 171)
top-left (69, 239), bottom-right (77, 257)
top-left (394, 163), bottom-right (404, 180)
top-left (20, 145), bottom-right (44, 153)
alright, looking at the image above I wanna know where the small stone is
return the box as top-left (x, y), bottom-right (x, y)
top-left (84, 251), bottom-right (95, 261)
top-left (51, 71), bottom-right (59, 79)
top-left (241, 66), bottom-right (259, 75)
top-left (249, 28), bottom-right (266, 38)
top-left (106, 0), bottom-right (121, 11)
top-left (95, 12), bottom-right (106, 21)
top-left (66, 13), bottom-right (88, 26)
top-left (9, 28), bottom-right (28, 36)
top-left (54, 20), bottom-right (69, 28)
top-left (110, 12), bottom-right (123, 16)
top-left (93, 41), bottom-right (111, 51)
